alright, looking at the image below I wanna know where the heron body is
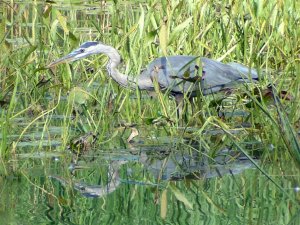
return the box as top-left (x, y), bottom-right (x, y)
top-left (48, 41), bottom-right (259, 101)
top-left (138, 56), bottom-right (259, 97)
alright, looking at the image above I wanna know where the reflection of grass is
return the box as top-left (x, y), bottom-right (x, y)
top-left (0, 0), bottom-right (299, 185)
top-left (1, 2), bottom-right (300, 224)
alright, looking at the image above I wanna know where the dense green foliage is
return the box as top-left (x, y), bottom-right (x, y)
top-left (0, 0), bottom-right (299, 224)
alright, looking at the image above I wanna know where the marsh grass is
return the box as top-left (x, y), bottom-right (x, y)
top-left (0, 1), bottom-right (298, 150)
top-left (0, 0), bottom-right (299, 223)
top-left (0, 0), bottom-right (299, 163)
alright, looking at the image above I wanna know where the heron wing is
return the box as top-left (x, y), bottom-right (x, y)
top-left (140, 56), bottom-right (199, 94)
top-left (226, 62), bottom-right (259, 79)
top-left (200, 58), bottom-right (260, 95)
top-left (139, 56), bottom-right (258, 95)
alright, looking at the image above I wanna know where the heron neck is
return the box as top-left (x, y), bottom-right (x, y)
top-left (105, 47), bottom-right (135, 89)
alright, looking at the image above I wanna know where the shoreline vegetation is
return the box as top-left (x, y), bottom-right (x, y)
top-left (0, 0), bottom-right (299, 224)
top-left (1, 0), bottom-right (299, 163)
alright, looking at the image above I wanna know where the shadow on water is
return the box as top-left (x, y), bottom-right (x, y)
top-left (49, 139), bottom-right (259, 198)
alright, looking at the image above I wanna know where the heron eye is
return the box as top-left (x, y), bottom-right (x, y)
top-left (80, 49), bottom-right (85, 53)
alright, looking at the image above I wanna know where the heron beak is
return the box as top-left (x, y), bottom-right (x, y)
top-left (47, 52), bottom-right (77, 68)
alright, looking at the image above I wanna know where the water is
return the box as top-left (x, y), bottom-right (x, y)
top-left (1, 1), bottom-right (299, 224)
top-left (1, 142), bottom-right (260, 224)
top-left (1, 120), bottom-right (298, 224)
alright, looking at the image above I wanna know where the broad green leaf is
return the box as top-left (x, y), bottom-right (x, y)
top-left (159, 19), bottom-right (168, 55)
top-left (56, 10), bottom-right (69, 35)
top-left (43, 4), bottom-right (52, 18)
top-left (278, 21), bottom-right (285, 36)
top-left (196, 21), bottom-right (214, 40)
top-left (160, 189), bottom-right (167, 219)
top-left (138, 4), bottom-right (145, 39)
top-left (50, 19), bottom-right (58, 41)
top-left (270, 4), bottom-right (278, 27)
top-left (145, 29), bottom-right (157, 46)
top-left (169, 17), bottom-right (192, 44)
top-left (169, 184), bottom-right (193, 210)
top-left (23, 45), bottom-right (37, 63)
top-left (68, 87), bottom-right (90, 105)
top-left (183, 69), bottom-right (191, 78)
top-left (69, 32), bottom-right (78, 44)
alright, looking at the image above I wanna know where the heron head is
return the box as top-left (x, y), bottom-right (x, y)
top-left (47, 41), bottom-right (110, 68)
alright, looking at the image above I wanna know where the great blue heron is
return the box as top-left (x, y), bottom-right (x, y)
top-left (47, 41), bottom-right (259, 114)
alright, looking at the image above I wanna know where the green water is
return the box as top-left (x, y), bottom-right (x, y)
top-left (2, 138), bottom-right (299, 224)
top-left (0, 0), bottom-right (299, 224)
